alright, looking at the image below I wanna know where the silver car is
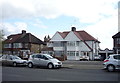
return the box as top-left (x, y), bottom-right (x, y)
top-left (103, 54), bottom-right (120, 72)
top-left (28, 54), bottom-right (62, 69)
top-left (1, 55), bottom-right (27, 67)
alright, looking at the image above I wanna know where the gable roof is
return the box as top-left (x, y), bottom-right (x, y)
top-left (4, 31), bottom-right (44, 44)
top-left (58, 31), bottom-right (69, 39)
top-left (112, 32), bottom-right (120, 38)
top-left (57, 30), bottom-right (99, 42)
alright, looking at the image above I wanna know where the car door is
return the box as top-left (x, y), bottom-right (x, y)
top-left (113, 55), bottom-right (120, 67)
top-left (32, 55), bottom-right (40, 66)
top-left (117, 55), bottom-right (120, 68)
top-left (39, 55), bottom-right (48, 66)
top-left (6, 55), bottom-right (13, 66)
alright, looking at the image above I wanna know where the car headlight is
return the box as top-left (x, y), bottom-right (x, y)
top-left (58, 62), bottom-right (62, 64)
top-left (23, 61), bottom-right (27, 63)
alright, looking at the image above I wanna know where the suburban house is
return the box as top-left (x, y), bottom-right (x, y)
top-left (112, 32), bottom-right (120, 54)
top-left (42, 27), bottom-right (100, 60)
top-left (3, 30), bottom-right (45, 59)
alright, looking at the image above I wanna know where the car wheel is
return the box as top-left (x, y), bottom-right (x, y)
top-left (47, 63), bottom-right (54, 69)
top-left (13, 62), bottom-right (17, 67)
top-left (107, 65), bottom-right (115, 72)
top-left (28, 62), bottom-right (33, 68)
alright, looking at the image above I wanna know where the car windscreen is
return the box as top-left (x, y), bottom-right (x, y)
top-left (113, 55), bottom-right (120, 60)
top-left (44, 54), bottom-right (53, 59)
top-left (12, 56), bottom-right (21, 60)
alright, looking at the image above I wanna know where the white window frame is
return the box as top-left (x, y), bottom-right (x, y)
top-left (4, 44), bottom-right (11, 48)
top-left (13, 43), bottom-right (22, 48)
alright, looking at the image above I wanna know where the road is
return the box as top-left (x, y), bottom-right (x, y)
top-left (1, 61), bottom-right (120, 82)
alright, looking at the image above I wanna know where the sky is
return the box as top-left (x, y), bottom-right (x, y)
top-left (0, 0), bottom-right (119, 50)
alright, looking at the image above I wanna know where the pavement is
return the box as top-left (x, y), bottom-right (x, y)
top-left (62, 60), bottom-right (104, 69)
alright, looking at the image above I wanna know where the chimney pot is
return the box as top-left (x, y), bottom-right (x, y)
top-left (22, 30), bottom-right (26, 34)
top-left (71, 27), bottom-right (76, 31)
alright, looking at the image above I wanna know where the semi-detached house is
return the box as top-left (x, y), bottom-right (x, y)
top-left (42, 27), bottom-right (100, 60)
top-left (3, 30), bottom-right (45, 59)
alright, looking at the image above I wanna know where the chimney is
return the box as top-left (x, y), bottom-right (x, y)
top-left (71, 27), bottom-right (76, 31)
top-left (22, 30), bottom-right (26, 34)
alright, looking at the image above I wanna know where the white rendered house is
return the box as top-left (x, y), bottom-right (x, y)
top-left (44, 27), bottom-right (100, 60)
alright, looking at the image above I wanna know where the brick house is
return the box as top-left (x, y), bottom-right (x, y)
top-left (3, 30), bottom-right (45, 59)
top-left (112, 32), bottom-right (120, 54)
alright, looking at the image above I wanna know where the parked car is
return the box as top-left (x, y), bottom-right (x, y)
top-left (103, 54), bottom-right (120, 72)
top-left (27, 53), bottom-right (62, 69)
top-left (0, 54), bottom-right (2, 58)
top-left (1, 55), bottom-right (27, 67)
top-left (94, 55), bottom-right (101, 61)
top-left (80, 55), bottom-right (89, 61)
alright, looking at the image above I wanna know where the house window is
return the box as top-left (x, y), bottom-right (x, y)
top-left (67, 41), bottom-right (76, 46)
top-left (116, 38), bottom-right (120, 44)
top-left (4, 44), bottom-right (11, 48)
top-left (76, 51), bottom-right (79, 56)
top-left (54, 51), bottom-right (64, 56)
top-left (53, 42), bottom-right (64, 47)
top-left (25, 43), bottom-right (29, 48)
top-left (76, 41), bottom-right (79, 46)
top-left (67, 51), bottom-right (79, 56)
top-left (13, 43), bottom-right (22, 48)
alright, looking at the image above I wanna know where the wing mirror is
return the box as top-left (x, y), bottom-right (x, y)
top-left (10, 58), bottom-right (13, 60)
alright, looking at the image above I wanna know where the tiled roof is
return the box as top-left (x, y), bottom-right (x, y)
top-left (58, 32), bottom-right (69, 39)
top-left (4, 34), bottom-right (22, 43)
top-left (112, 32), bottom-right (120, 38)
top-left (58, 30), bottom-right (99, 42)
top-left (76, 31), bottom-right (99, 41)
top-left (4, 32), bottom-right (44, 44)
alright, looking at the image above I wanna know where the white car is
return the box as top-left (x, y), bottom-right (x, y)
top-left (28, 53), bottom-right (62, 69)
top-left (94, 55), bottom-right (101, 61)
top-left (103, 54), bottom-right (120, 72)
top-left (80, 55), bottom-right (89, 61)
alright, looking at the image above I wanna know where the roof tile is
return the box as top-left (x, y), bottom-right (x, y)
top-left (58, 30), bottom-right (99, 42)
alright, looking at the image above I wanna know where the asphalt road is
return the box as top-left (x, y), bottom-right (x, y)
top-left (1, 61), bottom-right (120, 82)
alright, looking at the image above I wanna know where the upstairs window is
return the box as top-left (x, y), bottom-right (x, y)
top-left (13, 43), bottom-right (22, 48)
top-left (67, 41), bottom-right (76, 46)
top-left (116, 38), bottom-right (120, 44)
top-left (53, 41), bottom-right (64, 47)
top-left (4, 44), bottom-right (11, 48)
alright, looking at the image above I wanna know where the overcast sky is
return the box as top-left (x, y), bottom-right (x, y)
top-left (0, 0), bottom-right (119, 49)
